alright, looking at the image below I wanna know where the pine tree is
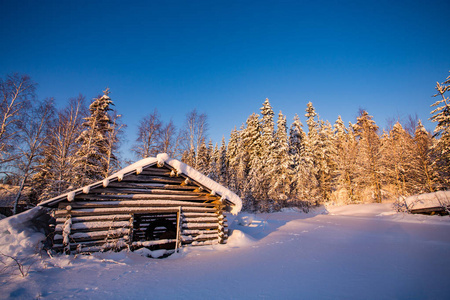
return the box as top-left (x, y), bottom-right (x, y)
top-left (75, 89), bottom-right (117, 186)
top-left (431, 72), bottom-right (450, 186)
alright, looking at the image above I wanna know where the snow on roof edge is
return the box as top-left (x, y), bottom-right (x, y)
top-left (38, 154), bottom-right (242, 215)
top-left (158, 154), bottom-right (242, 215)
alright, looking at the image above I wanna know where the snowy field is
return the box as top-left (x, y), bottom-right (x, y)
top-left (1, 203), bottom-right (450, 299)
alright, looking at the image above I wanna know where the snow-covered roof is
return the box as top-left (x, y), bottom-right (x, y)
top-left (404, 190), bottom-right (450, 211)
top-left (38, 153), bottom-right (242, 215)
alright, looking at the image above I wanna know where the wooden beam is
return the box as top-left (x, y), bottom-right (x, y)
top-left (54, 206), bottom-right (217, 217)
top-left (120, 175), bottom-right (184, 184)
top-left (65, 200), bottom-right (218, 209)
top-left (107, 182), bottom-right (198, 190)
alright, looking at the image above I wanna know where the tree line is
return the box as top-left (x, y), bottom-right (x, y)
top-left (179, 72), bottom-right (450, 212)
top-left (1, 72), bottom-right (449, 214)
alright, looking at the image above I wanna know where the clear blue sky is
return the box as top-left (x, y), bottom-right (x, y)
top-left (1, 0), bottom-right (449, 161)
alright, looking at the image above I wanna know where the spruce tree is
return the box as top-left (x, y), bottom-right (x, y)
top-left (217, 136), bottom-right (228, 186)
top-left (431, 72), bottom-right (450, 186)
top-left (333, 117), bottom-right (357, 203)
top-left (241, 113), bottom-right (263, 211)
top-left (353, 110), bottom-right (382, 202)
top-left (269, 111), bottom-right (290, 204)
top-left (411, 120), bottom-right (437, 193)
top-left (288, 114), bottom-right (306, 200)
top-left (226, 128), bottom-right (240, 194)
top-left (383, 122), bottom-right (413, 197)
top-left (75, 89), bottom-right (117, 186)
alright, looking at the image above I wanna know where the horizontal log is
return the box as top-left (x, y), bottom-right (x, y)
top-left (181, 233), bottom-right (219, 242)
top-left (182, 223), bottom-right (219, 229)
top-left (56, 214), bottom-right (131, 224)
top-left (54, 228), bottom-right (129, 243)
top-left (64, 199), bottom-right (218, 208)
top-left (87, 187), bottom-right (207, 196)
top-left (54, 206), bottom-right (217, 217)
top-left (107, 182), bottom-right (198, 190)
top-left (182, 212), bottom-right (219, 218)
top-left (132, 239), bottom-right (177, 247)
top-left (409, 206), bottom-right (448, 214)
top-left (55, 221), bottom-right (130, 233)
top-left (190, 240), bottom-right (219, 246)
top-left (182, 217), bottom-right (219, 223)
top-left (139, 168), bottom-right (173, 176)
top-left (120, 175), bottom-right (185, 184)
top-left (74, 193), bottom-right (218, 202)
top-left (181, 229), bottom-right (219, 235)
top-left (52, 238), bottom-right (125, 250)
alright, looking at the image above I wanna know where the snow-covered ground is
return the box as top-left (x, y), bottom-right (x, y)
top-left (1, 203), bottom-right (450, 299)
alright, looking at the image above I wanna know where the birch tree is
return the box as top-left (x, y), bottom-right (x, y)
top-left (33, 96), bottom-right (87, 200)
top-left (181, 109), bottom-right (208, 166)
top-left (0, 73), bottom-right (36, 169)
top-left (13, 99), bottom-right (55, 213)
top-left (133, 109), bottom-right (162, 159)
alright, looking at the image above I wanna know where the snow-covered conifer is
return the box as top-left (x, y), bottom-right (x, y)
top-left (269, 111), bottom-right (291, 203)
top-left (332, 116), bottom-right (357, 203)
top-left (226, 128), bottom-right (240, 194)
top-left (217, 136), bottom-right (228, 186)
top-left (75, 89), bottom-right (118, 186)
top-left (353, 110), bottom-right (382, 202)
top-left (383, 122), bottom-right (413, 197)
top-left (196, 138), bottom-right (210, 175)
top-left (411, 120), bottom-right (438, 193)
top-left (431, 72), bottom-right (450, 185)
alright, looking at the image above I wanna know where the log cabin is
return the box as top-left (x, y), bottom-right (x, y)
top-left (38, 153), bottom-right (242, 254)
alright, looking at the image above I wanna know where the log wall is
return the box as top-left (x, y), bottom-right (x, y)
top-left (52, 164), bottom-right (229, 253)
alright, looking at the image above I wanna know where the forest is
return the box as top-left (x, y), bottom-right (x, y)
top-left (1, 72), bottom-right (449, 214)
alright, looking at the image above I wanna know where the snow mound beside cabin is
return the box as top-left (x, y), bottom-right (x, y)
top-left (0, 207), bottom-right (47, 258)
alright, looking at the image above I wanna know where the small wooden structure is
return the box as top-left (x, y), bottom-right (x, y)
top-left (404, 191), bottom-right (450, 215)
top-left (38, 153), bottom-right (242, 254)
top-left (0, 184), bottom-right (35, 217)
